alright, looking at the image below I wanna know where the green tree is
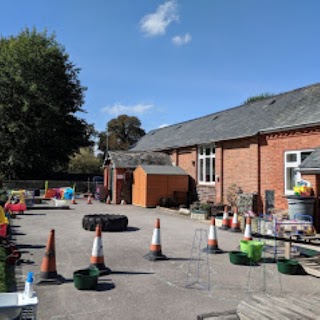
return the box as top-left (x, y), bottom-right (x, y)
top-left (243, 93), bottom-right (274, 104)
top-left (0, 28), bottom-right (93, 179)
top-left (98, 115), bottom-right (145, 151)
top-left (68, 147), bottom-right (102, 174)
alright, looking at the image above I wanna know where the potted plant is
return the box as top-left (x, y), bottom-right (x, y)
top-left (190, 202), bottom-right (211, 220)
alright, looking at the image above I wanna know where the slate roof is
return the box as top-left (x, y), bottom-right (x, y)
top-left (299, 148), bottom-right (320, 172)
top-left (106, 151), bottom-right (172, 168)
top-left (139, 165), bottom-right (188, 175)
top-left (131, 83), bottom-right (320, 151)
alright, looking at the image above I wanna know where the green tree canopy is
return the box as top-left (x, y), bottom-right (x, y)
top-left (0, 28), bottom-right (93, 179)
top-left (98, 115), bottom-right (145, 152)
top-left (68, 147), bottom-right (102, 174)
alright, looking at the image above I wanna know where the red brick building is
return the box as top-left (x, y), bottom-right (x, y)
top-left (131, 83), bottom-right (320, 216)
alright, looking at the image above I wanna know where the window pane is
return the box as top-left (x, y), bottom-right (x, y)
top-left (205, 158), bottom-right (210, 182)
top-left (286, 167), bottom-right (296, 190)
top-left (301, 152), bottom-right (312, 163)
top-left (206, 147), bottom-right (211, 156)
top-left (199, 159), bottom-right (204, 181)
top-left (212, 158), bottom-right (215, 182)
top-left (286, 154), bottom-right (297, 162)
top-left (199, 147), bottom-right (203, 155)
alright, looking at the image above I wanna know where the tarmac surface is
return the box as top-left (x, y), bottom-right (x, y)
top-left (10, 199), bottom-right (320, 320)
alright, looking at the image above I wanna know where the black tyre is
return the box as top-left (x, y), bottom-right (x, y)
top-left (82, 214), bottom-right (128, 232)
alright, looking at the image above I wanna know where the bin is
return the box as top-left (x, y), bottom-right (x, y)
top-left (240, 240), bottom-right (264, 262)
top-left (286, 196), bottom-right (315, 220)
top-left (73, 267), bottom-right (99, 290)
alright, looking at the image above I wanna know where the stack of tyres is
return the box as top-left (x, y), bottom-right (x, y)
top-left (82, 214), bottom-right (128, 232)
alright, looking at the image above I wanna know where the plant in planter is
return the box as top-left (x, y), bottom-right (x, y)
top-left (190, 202), bottom-right (212, 220)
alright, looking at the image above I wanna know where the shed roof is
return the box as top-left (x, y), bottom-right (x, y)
top-left (299, 148), bottom-right (320, 173)
top-left (131, 83), bottom-right (320, 151)
top-left (106, 151), bottom-right (172, 168)
top-left (139, 165), bottom-right (188, 175)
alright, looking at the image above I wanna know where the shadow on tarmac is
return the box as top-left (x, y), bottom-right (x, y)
top-left (111, 271), bottom-right (154, 275)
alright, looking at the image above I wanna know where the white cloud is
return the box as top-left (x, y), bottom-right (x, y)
top-left (102, 103), bottom-right (154, 116)
top-left (140, 0), bottom-right (179, 37)
top-left (172, 33), bottom-right (192, 46)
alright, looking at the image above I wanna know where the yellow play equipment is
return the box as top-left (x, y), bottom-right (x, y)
top-left (0, 206), bottom-right (9, 224)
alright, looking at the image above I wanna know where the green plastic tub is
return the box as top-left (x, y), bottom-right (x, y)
top-left (73, 267), bottom-right (99, 290)
top-left (277, 259), bottom-right (300, 275)
top-left (229, 251), bottom-right (250, 265)
top-left (240, 240), bottom-right (264, 262)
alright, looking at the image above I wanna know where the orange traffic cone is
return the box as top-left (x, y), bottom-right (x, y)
top-left (204, 217), bottom-right (223, 254)
top-left (219, 205), bottom-right (230, 230)
top-left (87, 195), bottom-right (93, 204)
top-left (106, 195), bottom-right (111, 204)
top-left (71, 195), bottom-right (77, 204)
top-left (37, 229), bottom-right (64, 285)
top-left (144, 218), bottom-right (168, 261)
top-left (120, 199), bottom-right (126, 205)
top-left (243, 217), bottom-right (253, 240)
top-left (90, 224), bottom-right (111, 275)
top-left (229, 207), bottom-right (241, 232)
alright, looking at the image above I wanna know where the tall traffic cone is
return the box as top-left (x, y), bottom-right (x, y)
top-left (229, 207), bottom-right (241, 232)
top-left (219, 205), bottom-right (230, 230)
top-left (106, 195), bottom-right (111, 204)
top-left (243, 217), bottom-right (253, 241)
top-left (87, 195), bottom-right (92, 204)
top-left (37, 229), bottom-right (64, 285)
top-left (71, 195), bottom-right (77, 204)
top-left (144, 218), bottom-right (168, 261)
top-left (90, 224), bottom-right (111, 275)
top-left (204, 217), bottom-right (223, 254)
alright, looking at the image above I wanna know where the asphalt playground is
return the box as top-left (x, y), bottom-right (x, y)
top-left (11, 200), bottom-right (320, 320)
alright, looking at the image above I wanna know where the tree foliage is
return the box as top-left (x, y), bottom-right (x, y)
top-left (98, 115), bottom-right (145, 151)
top-left (68, 147), bottom-right (102, 174)
top-left (0, 28), bottom-right (93, 179)
top-left (243, 93), bottom-right (274, 104)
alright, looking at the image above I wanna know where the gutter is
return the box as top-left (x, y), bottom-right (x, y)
top-left (259, 121), bottom-right (320, 134)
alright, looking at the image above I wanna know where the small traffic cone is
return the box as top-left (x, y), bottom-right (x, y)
top-left (37, 229), bottom-right (64, 285)
top-left (219, 205), bottom-right (230, 230)
top-left (87, 195), bottom-right (92, 204)
top-left (243, 217), bottom-right (253, 241)
top-left (144, 218), bottom-right (168, 261)
top-left (120, 199), bottom-right (126, 205)
top-left (90, 224), bottom-right (111, 275)
top-left (106, 195), bottom-right (111, 204)
top-left (204, 217), bottom-right (223, 254)
top-left (71, 195), bottom-right (77, 204)
top-left (229, 207), bottom-right (241, 232)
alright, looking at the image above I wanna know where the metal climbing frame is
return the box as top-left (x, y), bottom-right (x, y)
top-left (185, 228), bottom-right (210, 290)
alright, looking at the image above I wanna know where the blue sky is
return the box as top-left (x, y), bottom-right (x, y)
top-left (1, 1), bottom-right (320, 133)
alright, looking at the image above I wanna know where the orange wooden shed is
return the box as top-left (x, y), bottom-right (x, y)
top-left (132, 165), bottom-right (189, 208)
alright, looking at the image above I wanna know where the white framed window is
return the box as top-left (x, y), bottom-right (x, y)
top-left (198, 144), bottom-right (215, 184)
top-left (284, 149), bottom-right (313, 194)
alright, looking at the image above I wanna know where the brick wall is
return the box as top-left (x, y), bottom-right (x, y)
top-left (260, 127), bottom-right (320, 210)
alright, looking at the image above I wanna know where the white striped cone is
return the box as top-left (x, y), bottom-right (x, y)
top-left (144, 218), bottom-right (168, 261)
top-left (106, 195), bottom-right (111, 204)
top-left (87, 195), bottom-right (92, 204)
top-left (205, 217), bottom-right (223, 254)
top-left (243, 217), bottom-right (253, 240)
top-left (219, 206), bottom-right (229, 230)
top-left (230, 207), bottom-right (241, 232)
top-left (90, 225), bottom-right (111, 274)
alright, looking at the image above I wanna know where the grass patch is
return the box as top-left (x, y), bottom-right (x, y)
top-left (0, 246), bottom-right (16, 292)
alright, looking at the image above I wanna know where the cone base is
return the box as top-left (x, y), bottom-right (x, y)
top-left (90, 263), bottom-right (112, 275)
top-left (144, 252), bottom-right (168, 261)
top-left (229, 228), bottom-right (241, 233)
top-left (37, 273), bottom-right (64, 285)
top-left (219, 225), bottom-right (229, 230)
top-left (203, 246), bottom-right (224, 254)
